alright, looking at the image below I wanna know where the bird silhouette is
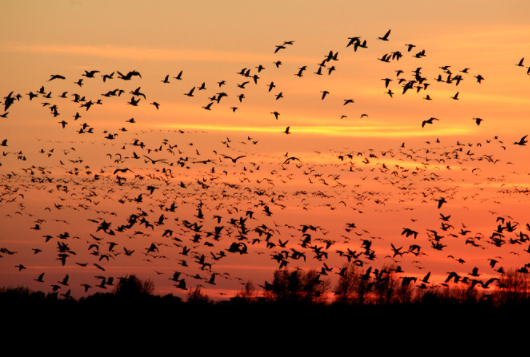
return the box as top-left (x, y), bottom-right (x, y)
top-left (378, 29), bottom-right (391, 41)
top-left (514, 135), bottom-right (528, 146)
top-left (422, 117), bottom-right (439, 128)
top-left (222, 154), bottom-right (246, 163)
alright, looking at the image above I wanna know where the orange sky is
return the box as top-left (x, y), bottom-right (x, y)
top-left (1, 1), bottom-right (530, 300)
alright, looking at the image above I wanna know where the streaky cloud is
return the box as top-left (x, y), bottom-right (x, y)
top-left (1, 42), bottom-right (313, 64)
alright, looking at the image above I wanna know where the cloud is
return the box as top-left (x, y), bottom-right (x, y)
top-left (1, 42), bottom-right (310, 64)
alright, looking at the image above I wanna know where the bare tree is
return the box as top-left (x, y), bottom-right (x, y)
top-left (372, 265), bottom-right (401, 304)
top-left (495, 269), bottom-right (530, 306)
top-left (186, 286), bottom-right (211, 304)
top-left (397, 276), bottom-right (416, 304)
top-left (264, 268), bottom-right (330, 304)
top-left (235, 280), bottom-right (258, 303)
top-left (113, 275), bottom-right (154, 297)
top-left (333, 263), bottom-right (372, 305)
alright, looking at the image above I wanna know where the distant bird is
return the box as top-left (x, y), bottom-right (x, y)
top-left (274, 45), bottom-right (286, 53)
top-left (184, 87), bottom-right (195, 97)
top-left (49, 74), bottom-right (66, 81)
top-left (128, 97), bottom-right (140, 106)
top-left (284, 126), bottom-right (291, 134)
top-left (514, 135), bottom-right (528, 146)
top-left (130, 87), bottom-right (146, 99)
top-left (473, 117), bottom-right (483, 126)
top-left (237, 81), bottom-right (249, 89)
top-left (271, 111), bottom-right (280, 120)
top-left (169, 271), bottom-right (182, 282)
top-left (378, 29), bottom-right (391, 41)
top-left (82, 70), bottom-right (100, 78)
top-left (102, 72), bottom-right (114, 82)
top-left (58, 274), bottom-right (69, 286)
top-left (175, 279), bottom-right (187, 290)
top-left (422, 117), bottom-right (439, 128)
top-left (15, 264), bottom-right (26, 271)
top-left (283, 156), bottom-right (302, 165)
top-left (222, 154), bottom-right (246, 163)
top-left (346, 36), bottom-right (360, 47)
top-left (469, 267), bottom-right (480, 277)
top-left (207, 273), bottom-right (217, 285)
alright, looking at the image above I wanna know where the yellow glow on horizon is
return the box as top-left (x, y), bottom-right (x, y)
top-left (156, 123), bottom-right (474, 137)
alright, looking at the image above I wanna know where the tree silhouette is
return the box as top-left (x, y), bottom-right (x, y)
top-left (235, 280), bottom-right (258, 303)
top-left (264, 268), bottom-right (330, 304)
top-left (113, 275), bottom-right (154, 298)
top-left (334, 264), bottom-right (374, 304)
top-left (495, 269), bottom-right (530, 306)
top-left (372, 264), bottom-right (399, 304)
top-left (186, 286), bottom-right (211, 304)
top-left (334, 263), bottom-right (361, 304)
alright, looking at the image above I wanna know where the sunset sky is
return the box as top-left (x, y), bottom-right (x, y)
top-left (1, 1), bottom-right (530, 300)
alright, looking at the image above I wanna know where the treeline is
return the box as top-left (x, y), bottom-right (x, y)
top-left (3, 265), bottom-right (530, 310)
top-left (240, 264), bottom-right (530, 308)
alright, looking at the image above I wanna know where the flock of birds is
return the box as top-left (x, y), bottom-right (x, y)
top-left (1, 29), bottom-right (530, 300)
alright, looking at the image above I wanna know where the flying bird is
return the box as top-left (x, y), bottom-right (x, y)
top-left (49, 74), bottom-right (66, 81)
top-left (514, 135), bottom-right (528, 146)
top-left (184, 87), bottom-right (196, 97)
top-left (473, 117), bottom-right (483, 126)
top-left (222, 154), bottom-right (246, 163)
top-left (422, 117), bottom-right (439, 128)
top-left (378, 29), bottom-right (391, 41)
